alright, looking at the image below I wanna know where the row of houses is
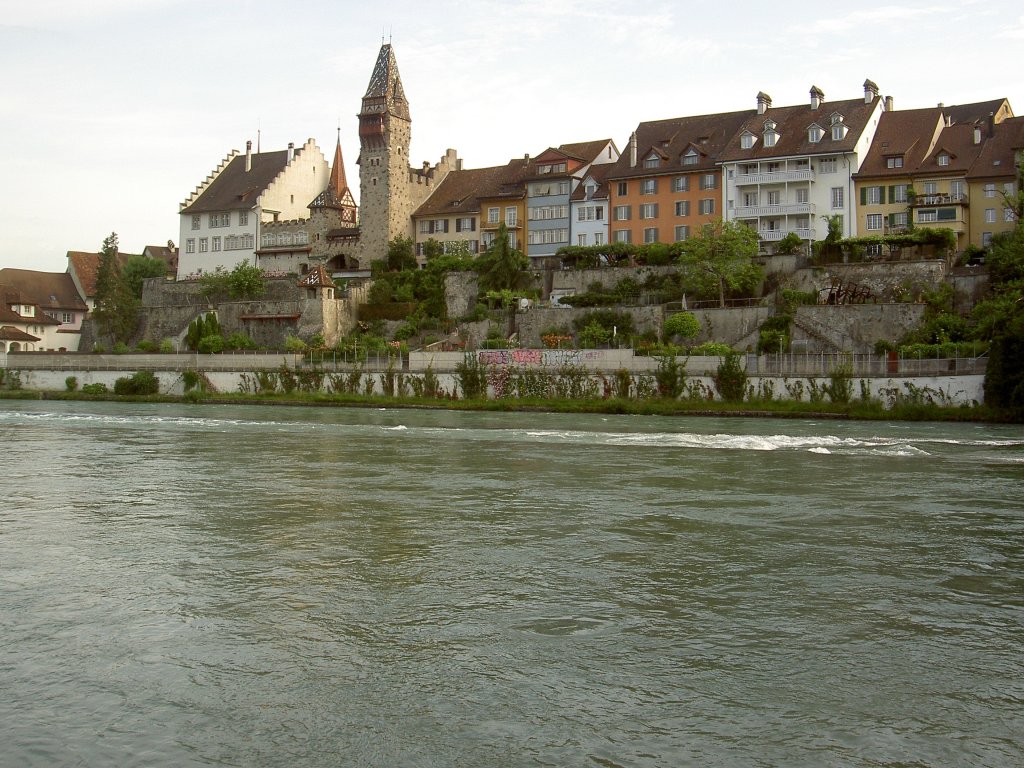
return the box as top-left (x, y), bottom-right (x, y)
top-left (411, 85), bottom-right (1022, 265)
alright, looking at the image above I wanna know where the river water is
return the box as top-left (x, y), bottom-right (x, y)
top-left (1, 401), bottom-right (1022, 767)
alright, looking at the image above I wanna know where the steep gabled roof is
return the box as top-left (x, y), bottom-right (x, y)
top-left (918, 123), bottom-right (986, 176)
top-left (719, 95), bottom-right (880, 163)
top-left (298, 264), bottom-right (336, 288)
top-left (0, 268), bottom-right (88, 311)
top-left (855, 107), bottom-right (945, 179)
top-left (571, 161), bottom-right (616, 201)
top-left (943, 98), bottom-right (1013, 126)
top-left (181, 149), bottom-right (291, 214)
top-left (0, 325), bottom-right (41, 342)
top-left (361, 43), bottom-right (409, 121)
top-left (968, 116), bottom-right (1024, 181)
top-left (608, 108), bottom-right (753, 180)
top-left (414, 163), bottom-right (522, 218)
top-left (0, 284), bottom-right (61, 325)
top-left (66, 251), bottom-right (133, 298)
top-left (557, 139), bottom-right (617, 165)
top-left (311, 138), bottom-right (356, 211)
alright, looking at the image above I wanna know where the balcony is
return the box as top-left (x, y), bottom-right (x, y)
top-left (734, 202), bottom-right (816, 218)
top-left (759, 228), bottom-right (814, 242)
top-left (734, 169), bottom-right (815, 186)
top-left (481, 219), bottom-right (521, 230)
top-left (910, 192), bottom-right (968, 207)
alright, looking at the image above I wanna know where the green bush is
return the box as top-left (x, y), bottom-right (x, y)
top-left (197, 334), bottom-right (224, 354)
top-left (112, 342), bottom-right (129, 355)
top-left (690, 341), bottom-right (733, 356)
top-left (159, 339), bottom-right (175, 354)
top-left (182, 370), bottom-right (201, 392)
top-left (81, 383), bottom-right (108, 394)
top-left (135, 340), bottom-right (160, 353)
top-left (714, 351), bottom-right (747, 402)
top-left (663, 311), bottom-right (700, 341)
top-left (114, 370), bottom-right (160, 395)
top-left (284, 335), bottom-right (307, 353)
top-left (654, 356), bottom-right (685, 399)
top-left (65, 376), bottom-right (78, 392)
top-left (224, 332), bottom-right (256, 351)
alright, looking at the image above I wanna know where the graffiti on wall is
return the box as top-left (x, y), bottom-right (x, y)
top-left (477, 349), bottom-right (604, 367)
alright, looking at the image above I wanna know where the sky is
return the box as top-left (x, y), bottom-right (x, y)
top-left (1, 0), bottom-right (1022, 273)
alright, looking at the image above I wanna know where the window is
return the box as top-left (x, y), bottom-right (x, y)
top-left (418, 220), bottom-right (431, 234)
top-left (578, 234), bottom-right (588, 246)
top-left (1006, 207), bottom-right (1016, 222)
top-left (614, 230), bottom-right (631, 243)
top-left (225, 234), bottom-right (253, 250)
top-left (982, 232), bottom-right (993, 247)
top-left (923, 182), bottom-right (938, 195)
top-left (984, 183), bottom-right (996, 198)
top-left (743, 191), bottom-right (759, 207)
top-left (639, 203), bottom-right (658, 219)
top-left (919, 209), bottom-right (937, 223)
top-left (672, 176), bottom-right (689, 192)
top-left (594, 232), bottom-right (604, 246)
top-left (505, 207), bottom-right (517, 226)
top-left (886, 156), bottom-right (904, 169)
top-left (643, 227), bottom-right (658, 244)
top-left (640, 179), bottom-right (656, 195)
top-left (186, 239), bottom-right (195, 254)
top-left (674, 225), bottom-right (690, 242)
top-left (741, 133), bottom-right (756, 149)
top-left (699, 198), bottom-right (715, 215)
top-left (796, 188), bottom-right (809, 204)
top-left (1004, 182), bottom-right (1016, 196)
top-left (613, 205), bottom-right (631, 221)
top-left (199, 238), bottom-right (209, 252)
top-left (212, 236), bottom-right (221, 251)
top-left (209, 213), bottom-right (230, 228)
top-left (456, 217), bottom-right (475, 232)
top-left (239, 211), bottom-right (249, 226)
top-left (675, 200), bottom-right (690, 216)
top-left (891, 184), bottom-right (908, 203)
top-left (865, 186), bottom-right (882, 205)
top-left (537, 162), bottom-right (566, 174)
top-left (937, 154), bottom-right (950, 166)
top-left (529, 205), bottom-right (568, 220)
top-left (808, 126), bottom-right (823, 143)
top-left (681, 150), bottom-right (699, 166)
top-left (699, 174), bottom-right (717, 190)
top-left (191, 215), bottom-right (200, 230)
top-left (763, 131), bottom-right (777, 147)
top-left (866, 214), bottom-right (883, 231)
top-left (831, 187), bottom-right (844, 209)
top-left (577, 206), bottom-right (603, 221)
top-left (950, 180), bottom-right (966, 199)
top-left (985, 208), bottom-right (996, 223)
top-left (488, 207), bottom-right (499, 224)
top-left (481, 232), bottom-right (495, 248)
top-left (766, 190), bottom-right (781, 205)
top-left (643, 155), bottom-right (660, 169)
top-left (890, 212), bottom-right (908, 228)
top-left (831, 123), bottom-right (846, 141)
top-left (617, 182), bottom-right (627, 196)
top-left (866, 244), bottom-right (882, 257)
top-left (527, 228), bottom-right (568, 245)
top-left (819, 157), bottom-right (837, 173)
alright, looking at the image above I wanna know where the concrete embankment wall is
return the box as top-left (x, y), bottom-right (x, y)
top-left (3, 351), bottom-right (986, 406)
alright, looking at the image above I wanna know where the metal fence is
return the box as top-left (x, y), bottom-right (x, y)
top-left (750, 352), bottom-right (987, 377)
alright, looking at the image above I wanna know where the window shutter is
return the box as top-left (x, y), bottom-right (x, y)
top-left (471, 218), bottom-right (476, 232)
top-left (444, 220), bottom-right (450, 233)
top-left (455, 219), bottom-right (462, 233)
top-left (653, 204), bottom-right (659, 217)
top-left (860, 187), bottom-right (866, 205)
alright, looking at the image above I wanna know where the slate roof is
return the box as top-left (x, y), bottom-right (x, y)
top-left (967, 116), bottom-right (1024, 181)
top-left (608, 109), bottom-right (753, 180)
top-left (718, 95), bottom-right (880, 163)
top-left (0, 268), bottom-right (88, 311)
top-left (180, 149), bottom-right (291, 214)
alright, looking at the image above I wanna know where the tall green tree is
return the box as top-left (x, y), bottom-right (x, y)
top-left (476, 223), bottom-right (532, 335)
top-left (386, 235), bottom-right (417, 272)
top-left (122, 254), bottom-right (167, 296)
top-left (675, 219), bottom-right (762, 308)
top-left (92, 232), bottom-right (140, 343)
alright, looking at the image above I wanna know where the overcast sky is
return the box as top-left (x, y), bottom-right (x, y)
top-left (1, 0), bottom-right (1022, 272)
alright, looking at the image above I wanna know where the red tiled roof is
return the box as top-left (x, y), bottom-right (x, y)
top-left (570, 161), bottom-right (616, 201)
top-left (0, 268), bottom-right (87, 311)
top-left (855, 107), bottom-right (945, 179)
top-left (0, 325), bottom-right (41, 342)
top-left (967, 116), bottom-right (1024, 181)
top-left (66, 251), bottom-right (133, 298)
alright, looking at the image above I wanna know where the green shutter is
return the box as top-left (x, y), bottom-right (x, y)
top-left (888, 185), bottom-right (895, 204)
top-left (860, 187), bottom-right (867, 205)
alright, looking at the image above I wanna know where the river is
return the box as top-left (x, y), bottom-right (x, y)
top-left (1, 401), bottom-right (1022, 767)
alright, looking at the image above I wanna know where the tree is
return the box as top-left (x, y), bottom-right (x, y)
top-left (121, 254), bottom-right (167, 296)
top-left (386, 235), bottom-right (417, 272)
top-left (979, 224), bottom-right (1024, 414)
top-left (421, 238), bottom-right (444, 261)
top-left (675, 219), bottom-right (762, 308)
top-left (476, 223), bottom-right (532, 336)
top-left (663, 311), bottom-right (700, 343)
top-left (199, 259), bottom-right (266, 301)
top-left (92, 232), bottom-right (140, 343)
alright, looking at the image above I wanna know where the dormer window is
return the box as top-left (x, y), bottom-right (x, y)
top-left (937, 153), bottom-right (950, 166)
top-left (808, 125), bottom-right (823, 143)
top-left (763, 120), bottom-right (779, 147)
top-left (740, 132), bottom-right (756, 149)
top-left (830, 113), bottom-right (847, 140)
top-left (681, 149), bottom-right (699, 166)
top-left (886, 155), bottom-right (904, 169)
top-left (643, 154), bottom-right (661, 169)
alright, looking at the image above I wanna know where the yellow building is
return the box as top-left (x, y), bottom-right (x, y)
top-left (966, 116), bottom-right (1024, 248)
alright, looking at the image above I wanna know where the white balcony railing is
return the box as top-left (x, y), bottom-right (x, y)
top-left (759, 227), bottom-right (814, 241)
top-left (734, 202), bottom-right (816, 218)
top-left (734, 169), bottom-right (815, 186)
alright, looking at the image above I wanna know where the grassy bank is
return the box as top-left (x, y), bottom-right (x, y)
top-left (1, 388), bottom-right (1012, 423)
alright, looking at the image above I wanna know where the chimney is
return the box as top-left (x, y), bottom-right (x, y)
top-left (629, 131), bottom-right (637, 168)
top-left (524, 153), bottom-right (530, 162)
top-left (245, 140), bottom-right (252, 172)
top-left (988, 112), bottom-right (996, 138)
top-left (757, 91), bottom-right (772, 115)
top-left (810, 86), bottom-right (824, 110)
top-left (456, 158), bottom-right (463, 171)
top-left (885, 95), bottom-right (894, 112)
top-left (974, 126), bottom-right (982, 145)
top-left (287, 142), bottom-right (295, 162)
top-left (863, 79), bottom-right (879, 104)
